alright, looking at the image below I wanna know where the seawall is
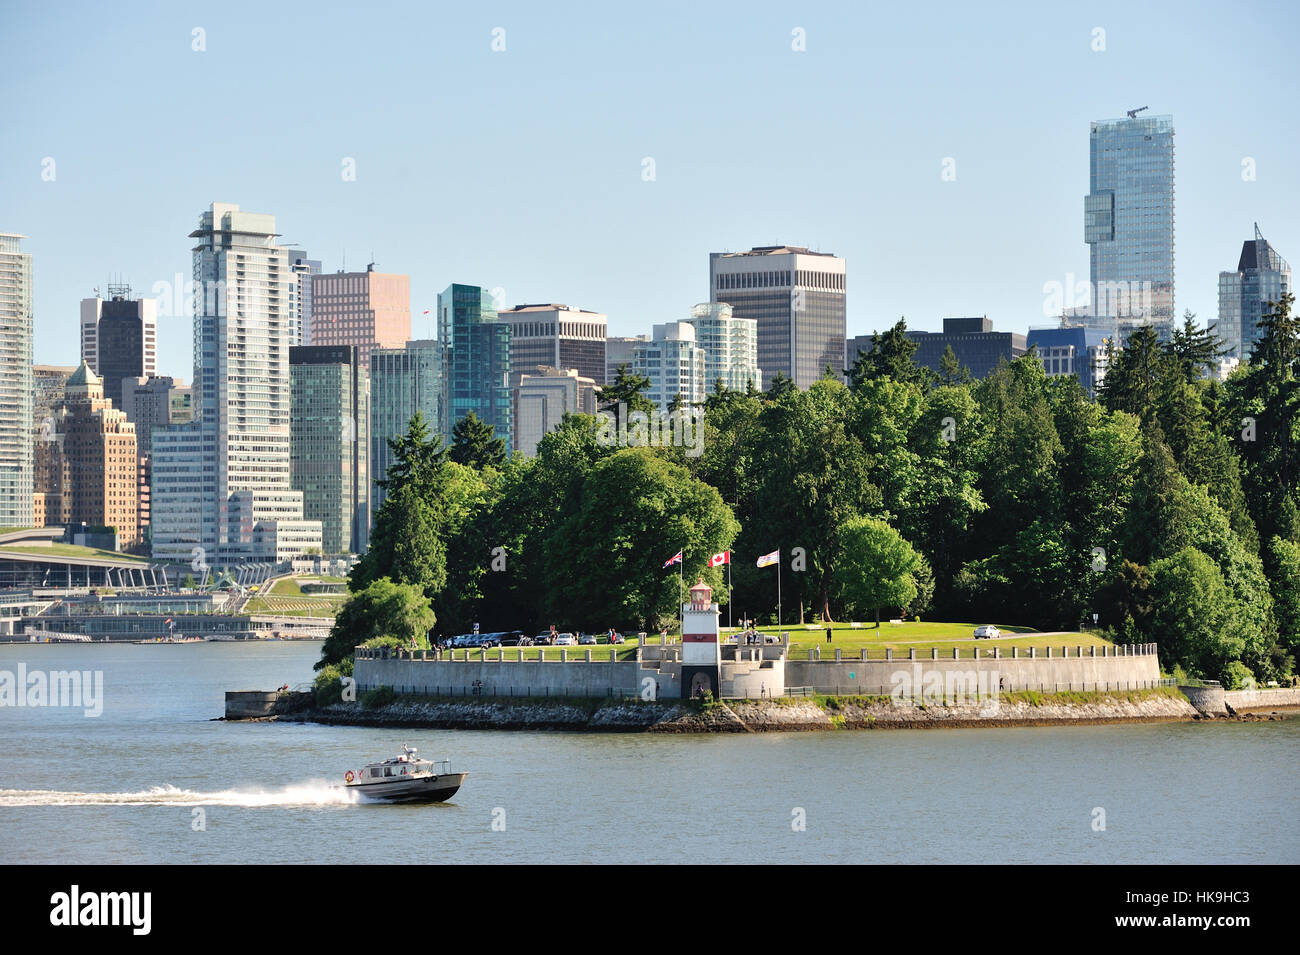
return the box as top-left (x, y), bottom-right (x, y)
top-left (275, 688), bottom-right (1201, 733)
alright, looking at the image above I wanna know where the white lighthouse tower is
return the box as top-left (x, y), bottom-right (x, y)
top-left (682, 578), bottom-right (721, 699)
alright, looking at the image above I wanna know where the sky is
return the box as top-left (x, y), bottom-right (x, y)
top-left (3, 0), bottom-right (1297, 380)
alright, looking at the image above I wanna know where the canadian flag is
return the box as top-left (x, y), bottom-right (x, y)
top-left (708, 551), bottom-right (730, 567)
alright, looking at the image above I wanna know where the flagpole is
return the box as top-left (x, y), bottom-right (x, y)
top-left (678, 545), bottom-right (684, 642)
top-left (727, 554), bottom-right (732, 631)
top-left (777, 551), bottom-right (782, 633)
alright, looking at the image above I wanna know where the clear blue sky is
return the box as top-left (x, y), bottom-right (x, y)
top-left (3, 0), bottom-right (1297, 378)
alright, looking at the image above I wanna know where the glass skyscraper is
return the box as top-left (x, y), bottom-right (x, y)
top-left (1218, 225), bottom-right (1291, 360)
top-left (369, 338), bottom-right (441, 516)
top-left (438, 284), bottom-right (511, 452)
top-left (1084, 113), bottom-right (1175, 338)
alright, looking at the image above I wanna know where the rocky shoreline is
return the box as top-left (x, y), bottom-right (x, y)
top-left (240, 688), bottom-right (1292, 732)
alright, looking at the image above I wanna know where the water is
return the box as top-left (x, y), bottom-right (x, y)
top-left (1, 642), bottom-right (1296, 864)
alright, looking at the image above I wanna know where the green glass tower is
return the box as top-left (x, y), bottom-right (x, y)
top-left (438, 284), bottom-right (511, 452)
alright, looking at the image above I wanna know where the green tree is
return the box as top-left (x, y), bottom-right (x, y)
top-left (1164, 310), bottom-right (1227, 384)
top-left (317, 578), bottom-right (437, 670)
top-left (449, 410), bottom-right (506, 470)
top-left (833, 516), bottom-right (923, 627)
top-left (1149, 548), bottom-right (1251, 683)
top-left (938, 344), bottom-right (971, 385)
top-left (547, 448), bottom-right (739, 631)
top-left (765, 370), bottom-right (796, 401)
top-left (847, 318), bottom-right (931, 390)
top-left (600, 364), bottom-right (656, 428)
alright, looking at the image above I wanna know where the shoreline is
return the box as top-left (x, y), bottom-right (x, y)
top-left (247, 689), bottom-right (1296, 733)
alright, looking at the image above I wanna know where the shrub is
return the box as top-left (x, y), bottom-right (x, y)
top-left (361, 685), bottom-right (396, 709)
top-left (314, 665), bottom-right (345, 706)
top-left (1220, 660), bottom-right (1256, 690)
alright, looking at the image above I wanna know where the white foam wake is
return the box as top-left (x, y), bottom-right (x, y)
top-left (0, 781), bottom-right (357, 807)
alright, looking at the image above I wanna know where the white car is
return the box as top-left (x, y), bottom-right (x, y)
top-left (973, 625), bottom-right (1001, 639)
top-left (554, 633), bottom-right (577, 646)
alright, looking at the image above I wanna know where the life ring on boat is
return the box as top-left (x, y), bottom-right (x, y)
top-left (345, 770), bottom-right (355, 783)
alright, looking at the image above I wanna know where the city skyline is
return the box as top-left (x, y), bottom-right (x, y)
top-left (4, 2), bottom-right (1297, 380)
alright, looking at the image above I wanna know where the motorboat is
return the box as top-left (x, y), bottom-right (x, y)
top-left (343, 746), bottom-right (466, 803)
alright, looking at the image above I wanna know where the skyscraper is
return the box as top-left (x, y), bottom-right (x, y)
top-left (309, 265), bottom-right (410, 367)
top-left (38, 362), bottom-right (139, 548)
top-left (438, 284), bottom-right (512, 451)
top-left (290, 345), bottom-right (369, 554)
top-left (513, 367), bottom-right (600, 458)
top-left (1218, 224), bottom-right (1291, 360)
top-left (1084, 112), bottom-right (1175, 337)
top-left (369, 339), bottom-right (441, 516)
top-left (495, 303), bottom-right (607, 382)
top-left (709, 245), bottom-right (846, 389)
top-left (0, 232), bottom-right (34, 527)
top-left (151, 203), bottom-right (321, 564)
top-left (684, 302), bottom-right (760, 393)
top-left (80, 287), bottom-right (158, 408)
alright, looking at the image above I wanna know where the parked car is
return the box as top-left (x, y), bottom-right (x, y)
top-left (499, 630), bottom-right (528, 647)
top-left (973, 625), bottom-right (1001, 639)
top-left (578, 633), bottom-right (597, 645)
top-left (532, 632), bottom-right (553, 646)
top-left (478, 632), bottom-right (503, 648)
top-left (554, 633), bottom-right (577, 646)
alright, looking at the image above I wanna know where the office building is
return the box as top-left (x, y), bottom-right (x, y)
top-left (438, 283), bottom-right (511, 451)
top-left (150, 203), bottom-right (321, 564)
top-left (0, 233), bottom-right (34, 527)
top-left (633, 322), bottom-right (706, 411)
top-left (120, 376), bottom-right (191, 457)
top-left (38, 362), bottom-right (139, 548)
top-left (709, 245), bottom-right (846, 389)
top-left (1026, 326), bottom-right (1111, 396)
top-left (290, 345), bottom-right (369, 554)
top-left (684, 302), bottom-right (760, 393)
top-left (370, 339), bottom-right (440, 515)
top-left (496, 303), bottom-right (606, 382)
top-left (79, 287), bottom-right (157, 408)
top-left (309, 265), bottom-right (410, 367)
top-left (1218, 224), bottom-right (1291, 360)
top-left (513, 366), bottom-right (600, 457)
top-left (1084, 112), bottom-right (1175, 336)
top-left (905, 316), bottom-right (1027, 379)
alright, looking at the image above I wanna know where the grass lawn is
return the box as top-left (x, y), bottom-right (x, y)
top-left (0, 543), bottom-right (149, 563)
top-left (425, 624), bottom-right (1112, 663)
top-left (269, 578), bottom-right (303, 596)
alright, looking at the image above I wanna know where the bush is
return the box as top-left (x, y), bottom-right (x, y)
top-left (360, 635), bottom-right (406, 655)
top-left (361, 685), bottom-right (396, 709)
top-left (1220, 660), bottom-right (1256, 690)
top-left (314, 665), bottom-right (345, 706)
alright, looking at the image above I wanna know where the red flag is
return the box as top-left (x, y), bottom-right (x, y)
top-left (708, 551), bottom-right (730, 567)
top-left (662, 550), bottom-right (682, 568)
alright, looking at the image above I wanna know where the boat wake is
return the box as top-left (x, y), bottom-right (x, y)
top-left (0, 781), bottom-right (357, 808)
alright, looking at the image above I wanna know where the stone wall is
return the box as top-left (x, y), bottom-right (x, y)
top-left (1223, 686), bottom-right (1300, 712)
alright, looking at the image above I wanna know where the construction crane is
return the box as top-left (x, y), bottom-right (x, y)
top-left (1126, 106), bottom-right (1149, 119)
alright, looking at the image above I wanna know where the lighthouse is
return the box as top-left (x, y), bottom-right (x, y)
top-left (681, 578), bottom-right (721, 699)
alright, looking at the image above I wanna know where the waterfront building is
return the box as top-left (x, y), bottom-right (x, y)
top-left (496, 303), bottom-right (606, 383)
top-left (709, 245), bottom-right (846, 389)
top-left (79, 286), bottom-right (157, 408)
top-left (150, 203), bottom-right (321, 564)
top-left (633, 322), bottom-right (707, 411)
top-left (438, 283), bottom-right (512, 451)
top-left (290, 345), bottom-right (369, 554)
top-left (369, 339), bottom-right (441, 515)
top-left (513, 366), bottom-right (600, 458)
top-left (0, 232), bottom-right (34, 528)
top-left (309, 265), bottom-right (410, 367)
top-left (1084, 112), bottom-right (1176, 336)
top-left (904, 316), bottom-right (1027, 380)
top-left (1218, 224), bottom-right (1291, 360)
top-left (684, 302), bottom-right (760, 393)
top-left (38, 362), bottom-right (139, 548)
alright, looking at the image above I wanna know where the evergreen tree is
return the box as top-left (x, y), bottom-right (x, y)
top-left (449, 410), bottom-right (506, 470)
